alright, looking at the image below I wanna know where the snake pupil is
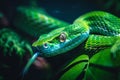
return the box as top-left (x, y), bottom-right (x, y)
top-left (60, 33), bottom-right (66, 42)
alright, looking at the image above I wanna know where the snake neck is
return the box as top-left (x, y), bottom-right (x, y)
top-left (74, 11), bottom-right (120, 36)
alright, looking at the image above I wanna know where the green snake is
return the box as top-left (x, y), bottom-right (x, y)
top-left (14, 6), bottom-right (120, 75)
top-left (32, 11), bottom-right (120, 57)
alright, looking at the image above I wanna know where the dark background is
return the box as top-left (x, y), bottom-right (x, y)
top-left (0, 0), bottom-right (120, 80)
top-left (1, 0), bottom-right (120, 23)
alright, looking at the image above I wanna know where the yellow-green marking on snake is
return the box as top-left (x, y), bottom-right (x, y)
top-left (20, 9), bottom-right (120, 75)
top-left (32, 11), bottom-right (120, 57)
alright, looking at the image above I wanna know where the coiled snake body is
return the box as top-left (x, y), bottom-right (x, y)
top-left (14, 7), bottom-right (120, 74)
top-left (32, 11), bottom-right (120, 57)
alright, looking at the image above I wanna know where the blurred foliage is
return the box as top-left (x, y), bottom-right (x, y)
top-left (0, 28), bottom-right (33, 80)
top-left (0, 28), bottom-right (33, 58)
top-left (0, 0), bottom-right (120, 80)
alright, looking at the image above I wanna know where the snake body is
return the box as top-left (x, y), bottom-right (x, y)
top-left (14, 7), bottom-right (120, 74)
top-left (32, 11), bottom-right (120, 57)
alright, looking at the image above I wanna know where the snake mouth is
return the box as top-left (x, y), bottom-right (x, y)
top-left (32, 46), bottom-right (43, 56)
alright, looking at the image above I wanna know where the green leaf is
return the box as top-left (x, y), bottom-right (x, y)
top-left (90, 48), bottom-right (120, 67)
top-left (59, 54), bottom-right (89, 80)
top-left (83, 66), bottom-right (118, 80)
top-left (83, 48), bottom-right (120, 80)
top-left (59, 47), bottom-right (120, 80)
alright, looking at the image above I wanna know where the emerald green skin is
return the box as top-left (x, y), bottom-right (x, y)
top-left (15, 7), bottom-right (120, 57)
top-left (15, 7), bottom-right (120, 75)
top-left (32, 11), bottom-right (120, 57)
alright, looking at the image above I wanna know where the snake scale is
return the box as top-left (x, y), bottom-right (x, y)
top-left (32, 11), bottom-right (120, 57)
top-left (14, 6), bottom-right (120, 74)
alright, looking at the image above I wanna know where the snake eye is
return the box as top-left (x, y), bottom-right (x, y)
top-left (59, 33), bottom-right (66, 42)
top-left (43, 43), bottom-right (48, 48)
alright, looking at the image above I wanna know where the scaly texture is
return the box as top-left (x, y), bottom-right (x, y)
top-left (21, 9), bottom-right (120, 75)
top-left (32, 11), bottom-right (120, 57)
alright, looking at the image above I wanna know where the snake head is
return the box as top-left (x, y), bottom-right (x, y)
top-left (32, 27), bottom-right (66, 57)
top-left (32, 24), bottom-right (89, 57)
